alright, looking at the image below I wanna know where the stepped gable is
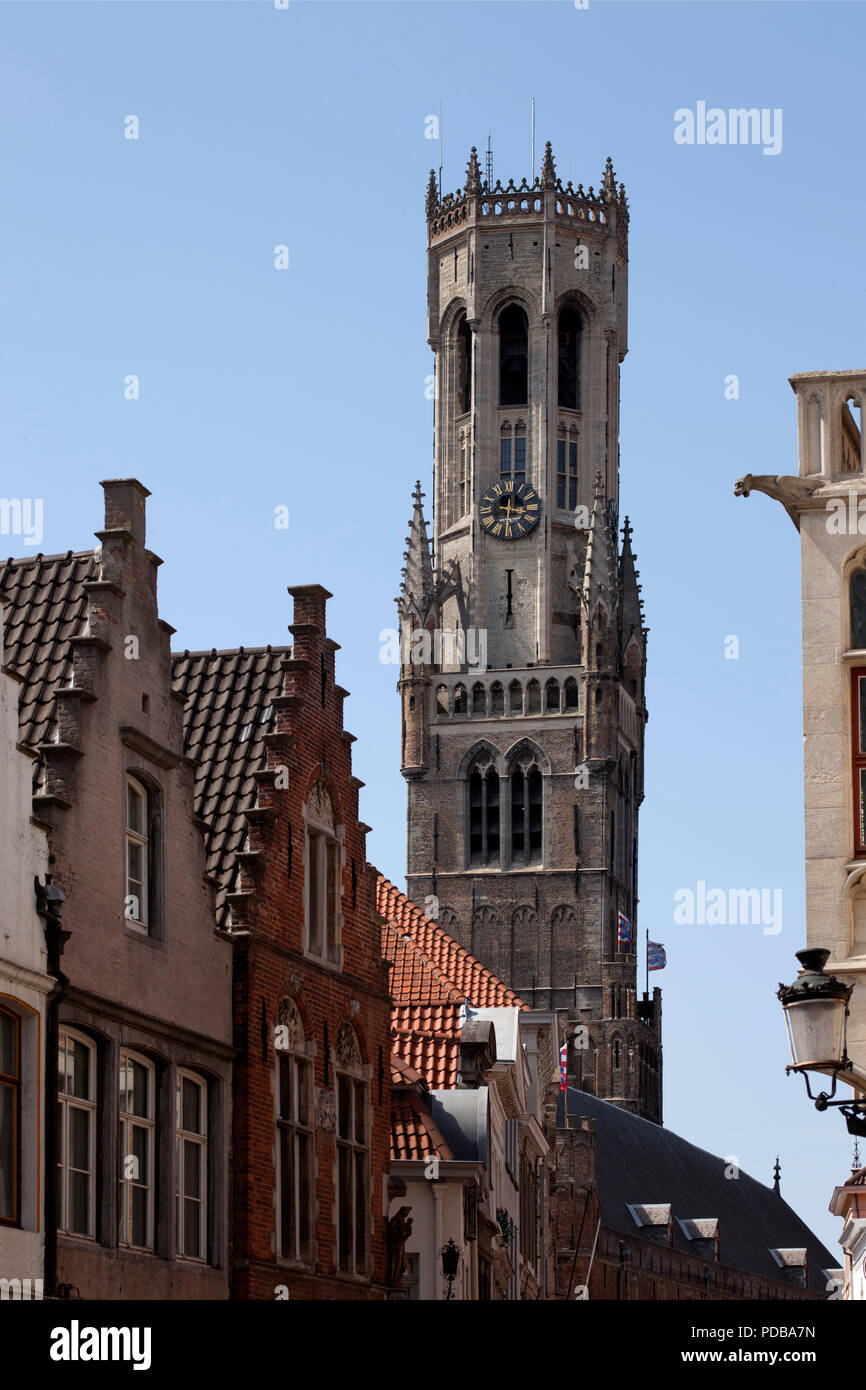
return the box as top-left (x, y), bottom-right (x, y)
top-left (0, 550), bottom-right (99, 750)
top-left (560, 1087), bottom-right (836, 1294)
top-left (171, 646), bottom-right (288, 927)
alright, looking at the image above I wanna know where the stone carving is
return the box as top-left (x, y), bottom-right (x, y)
top-left (335, 1021), bottom-right (362, 1068)
top-left (315, 1088), bottom-right (336, 1133)
top-left (306, 780), bottom-right (334, 832)
top-left (276, 996), bottom-right (303, 1051)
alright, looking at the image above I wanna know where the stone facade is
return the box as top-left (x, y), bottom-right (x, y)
top-left (398, 144), bottom-right (661, 1121)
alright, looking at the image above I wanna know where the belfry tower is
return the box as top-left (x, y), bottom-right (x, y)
top-left (398, 143), bottom-right (661, 1121)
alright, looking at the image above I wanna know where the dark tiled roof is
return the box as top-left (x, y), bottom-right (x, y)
top-left (0, 550), bottom-right (99, 748)
top-left (171, 647), bottom-right (289, 927)
top-left (560, 1088), bottom-right (836, 1293)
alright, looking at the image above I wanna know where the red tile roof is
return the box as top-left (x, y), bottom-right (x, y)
top-left (391, 1090), bottom-right (454, 1162)
top-left (375, 873), bottom-right (525, 1092)
top-left (376, 873), bottom-right (525, 1010)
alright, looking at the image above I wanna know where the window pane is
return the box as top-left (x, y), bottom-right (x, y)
top-left (279, 1056), bottom-right (291, 1120)
top-left (297, 1061), bottom-right (312, 1128)
top-left (327, 841), bottom-right (339, 954)
top-left (184, 1196), bottom-right (201, 1258)
top-left (182, 1077), bottom-right (202, 1134)
top-left (131, 1123), bottom-right (148, 1186)
top-left (852, 571), bottom-right (866, 648)
top-left (279, 1128), bottom-right (295, 1256)
top-left (69, 1106), bottom-right (90, 1171)
top-left (71, 1039), bottom-right (90, 1099)
top-left (354, 1081), bottom-right (366, 1143)
top-left (0, 1083), bottom-right (15, 1221)
top-left (132, 1184), bottom-right (148, 1247)
top-left (338, 1075), bottom-right (352, 1140)
top-left (354, 1155), bottom-right (366, 1266)
top-left (131, 1061), bottom-right (149, 1118)
top-left (184, 1138), bottom-right (201, 1200)
top-left (308, 832), bottom-right (322, 953)
top-left (297, 1132), bottom-right (311, 1248)
top-left (0, 1013), bottom-right (16, 1078)
top-left (69, 1169), bottom-right (89, 1236)
top-left (338, 1145), bottom-right (352, 1269)
top-left (127, 781), bottom-right (145, 834)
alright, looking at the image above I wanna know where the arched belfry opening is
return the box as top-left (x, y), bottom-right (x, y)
top-left (499, 304), bottom-right (528, 407)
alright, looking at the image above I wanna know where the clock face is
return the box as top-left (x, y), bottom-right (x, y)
top-left (478, 479), bottom-right (541, 540)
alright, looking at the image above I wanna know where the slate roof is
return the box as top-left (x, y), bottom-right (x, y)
top-left (560, 1088), bottom-right (836, 1293)
top-left (171, 647), bottom-right (289, 927)
top-left (0, 550), bottom-right (99, 749)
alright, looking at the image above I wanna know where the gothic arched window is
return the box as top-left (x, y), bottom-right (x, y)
top-left (525, 679), bottom-right (540, 715)
top-left (490, 681), bottom-right (504, 715)
top-left (471, 682), bottom-right (486, 717)
top-left (453, 683), bottom-right (467, 716)
top-left (456, 313), bottom-right (472, 416)
top-left (564, 677), bottom-right (579, 710)
top-left (499, 305), bottom-right (528, 407)
top-left (509, 679), bottom-right (523, 716)
top-left (468, 752), bottom-right (500, 867)
top-left (545, 679), bottom-right (560, 712)
top-left (558, 307), bottom-right (581, 410)
top-left (435, 685), bottom-right (449, 718)
top-left (510, 754), bottom-right (543, 866)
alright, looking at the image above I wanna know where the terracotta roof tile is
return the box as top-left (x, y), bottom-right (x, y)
top-left (391, 1091), bottom-right (454, 1162)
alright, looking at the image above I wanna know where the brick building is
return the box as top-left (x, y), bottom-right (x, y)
top-left (0, 480), bottom-right (234, 1299)
top-left (398, 143), bottom-right (661, 1122)
top-left (173, 585), bottom-right (392, 1299)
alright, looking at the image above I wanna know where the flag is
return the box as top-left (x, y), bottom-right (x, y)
top-left (648, 941), bottom-right (667, 972)
top-left (560, 1041), bottom-right (568, 1092)
top-left (616, 911), bottom-right (633, 948)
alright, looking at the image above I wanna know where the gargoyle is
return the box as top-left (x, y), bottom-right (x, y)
top-left (734, 473), bottom-right (822, 528)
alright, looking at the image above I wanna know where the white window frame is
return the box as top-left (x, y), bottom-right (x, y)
top-left (118, 1049), bottom-right (155, 1252)
top-left (176, 1069), bottom-right (207, 1263)
top-left (125, 775), bottom-right (149, 933)
top-left (57, 1027), bottom-right (96, 1240)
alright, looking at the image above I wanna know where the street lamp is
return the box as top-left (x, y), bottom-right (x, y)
top-left (778, 948), bottom-right (866, 1135)
top-left (439, 1238), bottom-right (460, 1300)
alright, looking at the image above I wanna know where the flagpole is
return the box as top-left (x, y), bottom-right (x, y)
top-left (645, 928), bottom-right (649, 996)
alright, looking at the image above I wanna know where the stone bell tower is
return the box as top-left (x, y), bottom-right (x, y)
top-left (397, 142), bottom-right (661, 1121)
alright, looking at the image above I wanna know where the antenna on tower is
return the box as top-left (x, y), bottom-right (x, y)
top-left (485, 132), bottom-right (493, 192)
top-left (531, 97), bottom-right (536, 181)
top-left (439, 99), bottom-right (444, 200)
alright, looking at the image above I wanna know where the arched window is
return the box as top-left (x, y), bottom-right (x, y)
top-left (842, 396), bottom-right (863, 474)
top-left (510, 755), bottom-right (543, 865)
top-left (118, 1049), bottom-right (155, 1251)
top-left (564, 677), bottom-right (579, 710)
top-left (490, 681), bottom-right (504, 715)
top-left (851, 569), bottom-right (866, 650)
top-left (276, 999), bottom-right (313, 1263)
top-left (58, 1027), bottom-right (96, 1239)
top-left (176, 1070), bottom-right (208, 1262)
top-left (457, 429), bottom-right (469, 517)
top-left (556, 423), bottom-right (578, 511)
top-left (525, 679), bottom-right (540, 715)
top-left (435, 685), bottom-right (450, 718)
top-left (468, 752), bottom-right (500, 867)
top-left (457, 314), bottom-right (472, 415)
top-left (508, 679), bottom-right (523, 716)
top-left (453, 683), bottom-right (467, 716)
top-left (335, 1023), bottom-right (369, 1274)
top-left (499, 305), bottom-right (528, 407)
top-left (545, 679), bottom-right (560, 712)
top-left (304, 781), bottom-right (341, 964)
top-left (558, 307), bottom-right (581, 410)
top-left (612, 1037), bottom-right (622, 1071)
top-left (125, 775), bottom-right (150, 932)
top-left (471, 682), bottom-right (486, 717)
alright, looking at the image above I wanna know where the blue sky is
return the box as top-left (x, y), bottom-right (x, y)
top-left (2, 0), bottom-right (863, 1254)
